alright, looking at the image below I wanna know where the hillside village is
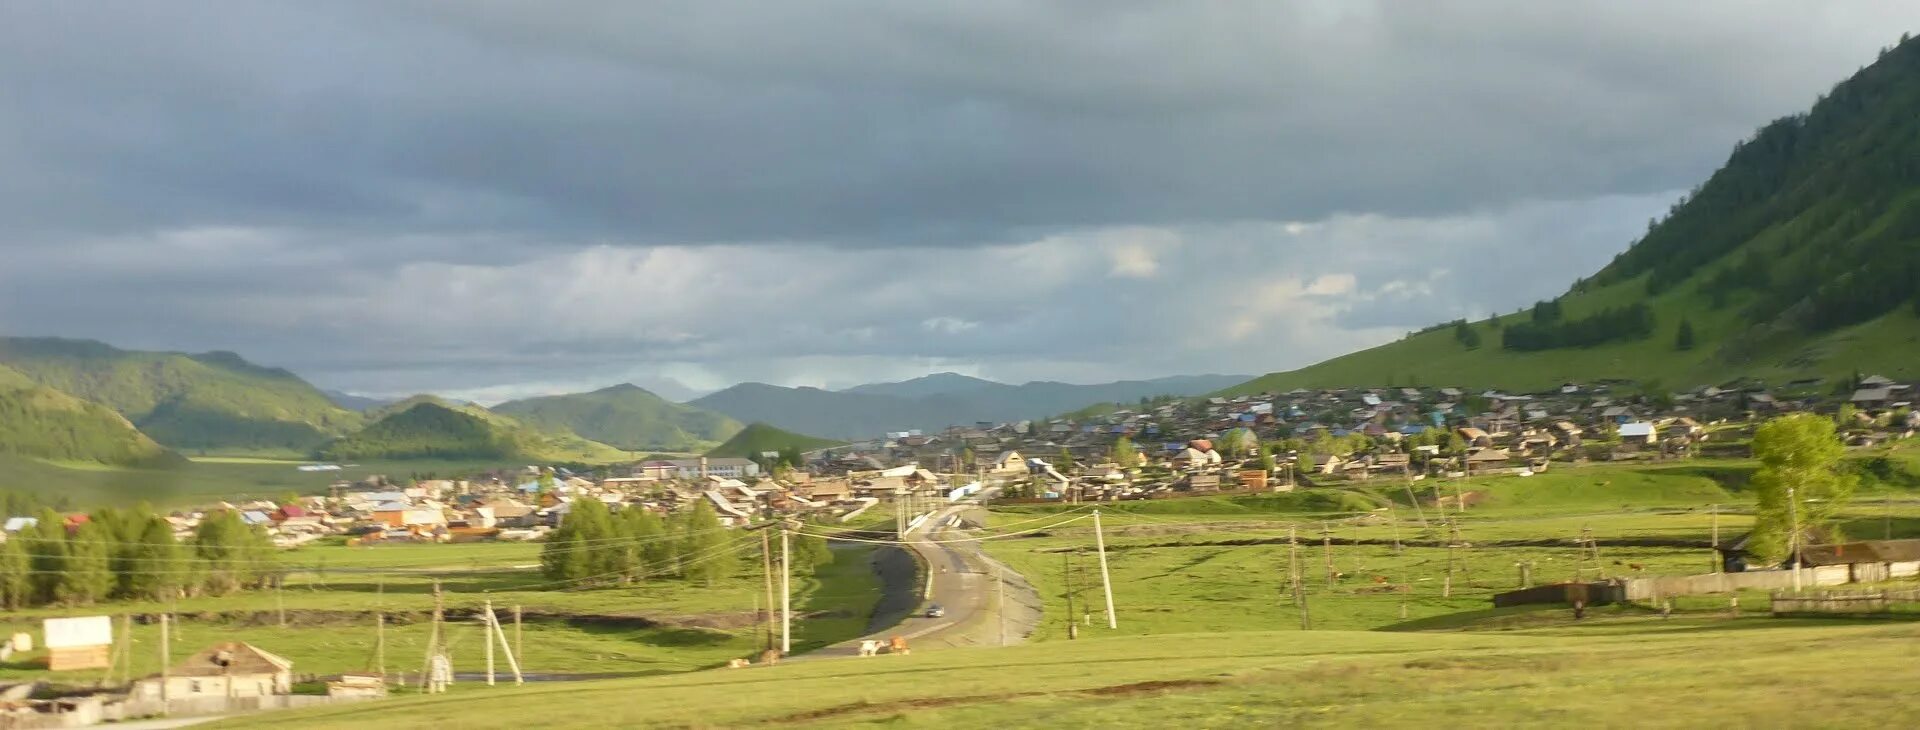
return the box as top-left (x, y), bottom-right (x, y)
top-left (7, 376), bottom-right (1911, 554)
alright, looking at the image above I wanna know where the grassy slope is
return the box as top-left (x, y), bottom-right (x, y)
top-left (493, 384), bottom-right (742, 452)
top-left (1228, 40), bottom-right (1920, 395)
top-left (703, 422), bottom-right (844, 459)
top-left (0, 337), bottom-right (362, 452)
top-left (0, 382), bottom-right (181, 466)
top-left (1227, 274), bottom-right (1920, 394)
top-left (221, 622), bottom-right (1920, 728)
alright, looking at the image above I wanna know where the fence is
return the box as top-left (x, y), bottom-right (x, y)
top-left (1494, 560), bottom-right (1920, 607)
top-left (1770, 588), bottom-right (1920, 617)
top-left (0, 693), bottom-right (374, 729)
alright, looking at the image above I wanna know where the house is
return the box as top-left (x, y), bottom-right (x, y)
top-left (1465, 448), bottom-right (1511, 467)
top-left (1617, 422), bottom-right (1657, 444)
top-left (988, 451), bottom-right (1026, 475)
top-left (1850, 388), bottom-right (1893, 409)
top-left (664, 458), bottom-right (760, 479)
top-left (132, 642), bottom-right (293, 700)
top-left (1455, 427), bottom-right (1491, 447)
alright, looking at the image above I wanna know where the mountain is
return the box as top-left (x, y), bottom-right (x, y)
top-left (703, 422), bottom-right (844, 459)
top-left (322, 389), bottom-right (397, 412)
top-left (842, 372), bottom-right (1001, 398)
top-left (319, 396), bottom-right (632, 463)
top-left (493, 384), bottom-right (742, 452)
top-left (0, 364), bottom-right (182, 466)
top-left (1228, 36), bottom-right (1920, 395)
top-left (692, 374), bottom-right (1250, 440)
top-left (0, 337), bottom-right (361, 453)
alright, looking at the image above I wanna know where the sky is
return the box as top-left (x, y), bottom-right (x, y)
top-left (0, 2), bottom-right (1912, 402)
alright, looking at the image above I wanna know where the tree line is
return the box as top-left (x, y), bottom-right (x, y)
top-left (538, 498), bottom-right (831, 587)
top-left (1500, 303), bottom-right (1654, 351)
top-left (0, 506), bottom-right (280, 610)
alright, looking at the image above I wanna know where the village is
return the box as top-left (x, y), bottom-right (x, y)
top-left (2, 375), bottom-right (1917, 727)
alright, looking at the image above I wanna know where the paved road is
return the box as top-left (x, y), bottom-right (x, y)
top-left (810, 495), bottom-right (1043, 657)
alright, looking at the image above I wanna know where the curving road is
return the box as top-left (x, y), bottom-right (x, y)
top-left (810, 494), bottom-right (1043, 657)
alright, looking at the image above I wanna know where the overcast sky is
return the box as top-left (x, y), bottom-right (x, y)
top-left (0, 2), bottom-right (1911, 401)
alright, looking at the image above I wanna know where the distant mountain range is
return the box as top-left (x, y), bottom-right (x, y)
top-left (691, 372), bottom-right (1249, 440)
top-left (1224, 36), bottom-right (1920, 395)
top-left (0, 336), bottom-right (362, 453)
top-left (0, 334), bottom-right (1245, 466)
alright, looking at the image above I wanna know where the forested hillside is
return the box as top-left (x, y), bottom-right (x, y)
top-left (703, 422), bottom-right (843, 459)
top-left (0, 337), bottom-right (360, 453)
top-left (0, 365), bottom-right (181, 466)
top-left (319, 398), bottom-right (632, 463)
top-left (1229, 35), bottom-right (1920, 394)
top-left (495, 384), bottom-right (741, 452)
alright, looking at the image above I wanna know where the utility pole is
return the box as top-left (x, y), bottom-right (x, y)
top-left (1788, 486), bottom-right (1801, 592)
top-left (420, 580), bottom-right (445, 694)
top-left (1444, 520), bottom-right (1458, 597)
top-left (1289, 524), bottom-right (1309, 629)
top-left (760, 530), bottom-right (777, 652)
top-left (1321, 522), bottom-right (1335, 589)
top-left (780, 527), bottom-right (792, 654)
top-left (375, 579), bottom-right (386, 679)
top-left (484, 604), bottom-right (523, 685)
top-left (159, 613), bottom-right (170, 712)
top-left (513, 605), bottom-right (522, 663)
top-left (1092, 510), bottom-right (1117, 629)
top-left (484, 598), bottom-right (496, 686)
top-left (275, 578), bottom-right (286, 628)
top-left (1063, 551), bottom-right (1077, 639)
top-left (1711, 504), bottom-right (1722, 574)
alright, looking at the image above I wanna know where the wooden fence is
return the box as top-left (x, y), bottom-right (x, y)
top-left (1769, 588), bottom-right (1920, 617)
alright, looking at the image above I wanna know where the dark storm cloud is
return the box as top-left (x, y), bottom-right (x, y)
top-left (0, 2), bottom-right (1910, 396)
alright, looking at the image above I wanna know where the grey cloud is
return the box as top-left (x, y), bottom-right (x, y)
top-left (0, 3), bottom-right (1911, 397)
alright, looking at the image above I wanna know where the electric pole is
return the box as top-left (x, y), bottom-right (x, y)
top-left (1711, 503), bottom-right (1721, 574)
top-left (1322, 522), bottom-right (1335, 589)
top-left (760, 530), bottom-right (777, 652)
top-left (1788, 486), bottom-right (1801, 592)
top-left (1092, 510), bottom-right (1117, 629)
top-left (780, 527), bottom-right (792, 654)
top-left (1289, 524), bottom-right (1309, 629)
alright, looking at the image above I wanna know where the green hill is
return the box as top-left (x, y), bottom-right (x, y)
top-left (494, 384), bottom-right (742, 452)
top-left (703, 422), bottom-right (842, 459)
top-left (1229, 36), bottom-right (1920, 394)
top-left (0, 337), bottom-right (361, 453)
top-left (0, 365), bottom-right (181, 467)
top-left (319, 397), bottom-right (632, 463)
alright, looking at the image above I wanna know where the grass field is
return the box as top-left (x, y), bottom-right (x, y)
top-left (214, 620), bottom-right (1920, 728)
top-left (0, 542), bottom-right (884, 683)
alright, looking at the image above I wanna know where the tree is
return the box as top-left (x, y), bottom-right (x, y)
top-left (0, 537), bottom-right (29, 609)
top-left (678, 500), bottom-right (735, 586)
top-left (25, 509), bottom-right (67, 604)
top-left (1835, 403), bottom-right (1860, 429)
top-left (1675, 318), bottom-right (1696, 350)
top-left (125, 515), bottom-right (183, 601)
top-left (1057, 447), bottom-right (1076, 472)
top-left (1747, 414), bottom-right (1855, 564)
top-left (192, 510), bottom-right (250, 595)
top-left (1259, 450), bottom-right (1277, 474)
top-left (1110, 436), bottom-right (1139, 469)
top-left (960, 447), bottom-right (976, 470)
top-left (59, 521), bottom-right (114, 605)
top-left (623, 507), bottom-right (671, 578)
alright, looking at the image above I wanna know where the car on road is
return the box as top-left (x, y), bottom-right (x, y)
top-left (924, 604), bottom-right (945, 618)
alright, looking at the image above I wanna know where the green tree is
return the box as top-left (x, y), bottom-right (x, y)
top-left (125, 515), bottom-right (183, 601)
top-left (25, 509), bottom-right (67, 604)
top-left (1836, 403), bottom-right (1860, 429)
top-left (621, 506), bottom-right (671, 579)
top-left (1109, 436), bottom-right (1139, 469)
top-left (961, 447), bottom-right (976, 470)
top-left (1675, 318), bottom-right (1696, 350)
top-left (59, 520), bottom-right (114, 605)
top-left (1747, 414), bottom-right (1855, 564)
top-left (678, 500), bottom-right (735, 586)
top-left (1056, 447), bottom-right (1076, 471)
top-left (0, 537), bottom-right (30, 609)
top-left (191, 510), bottom-right (250, 595)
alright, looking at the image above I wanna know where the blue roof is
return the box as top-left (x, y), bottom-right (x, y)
top-left (1398, 424), bottom-right (1429, 435)
top-left (240, 511), bottom-right (272, 525)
